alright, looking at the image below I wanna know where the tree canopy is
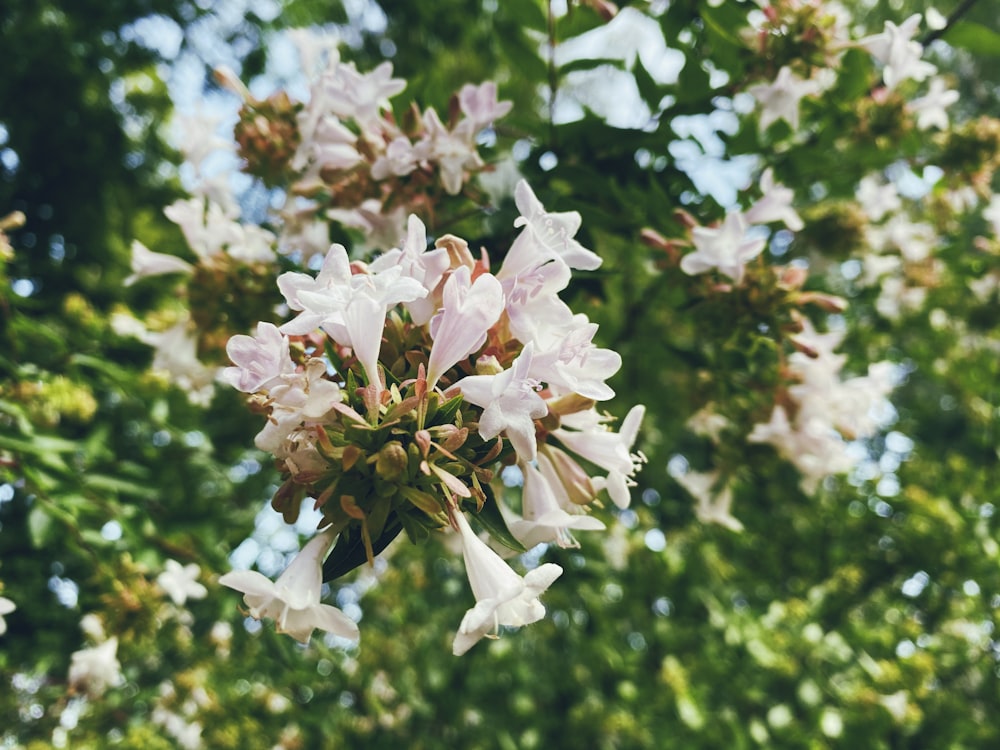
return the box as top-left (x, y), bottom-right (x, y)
top-left (2, 0), bottom-right (1000, 747)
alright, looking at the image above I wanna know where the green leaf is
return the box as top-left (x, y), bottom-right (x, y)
top-left (559, 57), bottom-right (626, 76)
top-left (943, 21), bottom-right (1000, 57)
top-left (322, 514), bottom-right (404, 582)
top-left (28, 505), bottom-right (54, 548)
top-left (463, 484), bottom-right (526, 553)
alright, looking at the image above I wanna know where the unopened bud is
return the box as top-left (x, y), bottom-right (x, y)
top-left (375, 441), bottom-right (409, 481)
top-left (777, 264), bottom-right (809, 290)
top-left (213, 65), bottom-right (252, 101)
top-left (475, 354), bottom-right (503, 376)
top-left (436, 234), bottom-right (475, 271)
top-left (547, 392), bottom-right (596, 418)
top-left (0, 211), bottom-right (26, 231)
top-left (797, 291), bottom-right (848, 313)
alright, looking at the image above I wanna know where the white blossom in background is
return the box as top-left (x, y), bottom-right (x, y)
top-left (908, 78), bottom-right (960, 131)
top-left (0, 596), bottom-right (14, 635)
top-left (859, 14), bottom-right (936, 89)
top-left (856, 176), bottom-right (902, 222)
top-left (673, 470), bottom-right (743, 532)
top-left (156, 560), bottom-right (209, 606)
top-left (681, 211), bottom-right (766, 283)
top-left (983, 195), bottom-right (1000, 237)
top-left (749, 321), bottom-right (897, 491)
top-left (744, 168), bottom-right (804, 231)
top-left (747, 66), bottom-right (822, 132)
top-left (124, 240), bottom-right (194, 286)
top-left (69, 637), bottom-right (123, 698)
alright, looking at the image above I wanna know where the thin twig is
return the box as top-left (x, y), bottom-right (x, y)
top-left (920, 0), bottom-right (981, 46)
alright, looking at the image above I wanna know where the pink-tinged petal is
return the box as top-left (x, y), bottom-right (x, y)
top-left (426, 268), bottom-right (504, 388)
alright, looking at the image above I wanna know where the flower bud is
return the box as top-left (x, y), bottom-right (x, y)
top-left (375, 441), bottom-right (409, 481)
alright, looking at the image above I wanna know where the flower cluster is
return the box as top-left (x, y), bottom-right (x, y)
top-left (223, 30), bottom-right (511, 253)
top-left (748, 320), bottom-right (897, 493)
top-left (219, 180), bottom-right (645, 653)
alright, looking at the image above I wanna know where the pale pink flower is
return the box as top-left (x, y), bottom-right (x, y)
top-left (452, 509), bottom-right (563, 656)
top-left (222, 322), bottom-right (295, 393)
top-left (499, 180), bottom-right (602, 280)
top-left (454, 344), bottom-right (549, 460)
top-left (508, 460), bottom-right (605, 550)
top-left (458, 81), bottom-right (513, 130)
top-left (426, 267), bottom-right (505, 388)
top-left (219, 527), bottom-right (359, 644)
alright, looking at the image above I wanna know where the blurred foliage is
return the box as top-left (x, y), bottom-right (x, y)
top-left (3, 0), bottom-right (1000, 748)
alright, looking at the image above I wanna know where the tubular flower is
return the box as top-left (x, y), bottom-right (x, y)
top-left (219, 527), bottom-right (359, 644)
top-left (452, 509), bottom-right (563, 656)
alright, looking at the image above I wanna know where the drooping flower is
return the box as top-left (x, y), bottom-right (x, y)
top-left (552, 405), bottom-right (646, 508)
top-left (508, 459), bottom-right (606, 550)
top-left (452, 509), bottom-right (563, 655)
top-left (453, 343), bottom-right (549, 460)
top-left (218, 526), bottom-right (359, 644)
top-left (69, 637), bottom-right (123, 697)
top-left (156, 560), bottom-right (209, 606)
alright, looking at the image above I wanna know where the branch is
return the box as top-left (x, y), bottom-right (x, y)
top-left (920, 0), bottom-right (981, 46)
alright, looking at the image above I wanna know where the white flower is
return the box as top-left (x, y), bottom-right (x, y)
top-left (69, 637), bottom-right (123, 697)
top-left (156, 560), bottom-right (209, 606)
top-left (527, 315), bottom-right (622, 401)
top-left (453, 343), bottom-right (549, 461)
top-left (747, 66), bottom-right (820, 132)
top-left (452, 509), bottom-right (563, 655)
top-left (222, 322), bottom-right (295, 394)
top-left (124, 240), bottom-right (194, 286)
top-left (908, 78), bottom-right (959, 131)
top-left (499, 180), bottom-right (602, 280)
top-left (279, 243), bottom-right (426, 392)
top-left (674, 470), bottom-right (743, 532)
top-left (508, 459), bottom-right (606, 550)
top-left (218, 527), bottom-right (359, 644)
top-left (552, 405), bottom-right (646, 509)
top-left (680, 211), bottom-right (766, 284)
top-left (0, 596), bottom-right (14, 636)
top-left (368, 215), bottom-right (450, 325)
top-left (984, 195), bottom-right (1000, 238)
top-left (859, 14), bottom-right (936, 89)
top-left (744, 168), bottom-right (804, 231)
top-left (856, 176), bottom-right (901, 222)
top-left (426, 266), bottom-right (505, 389)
